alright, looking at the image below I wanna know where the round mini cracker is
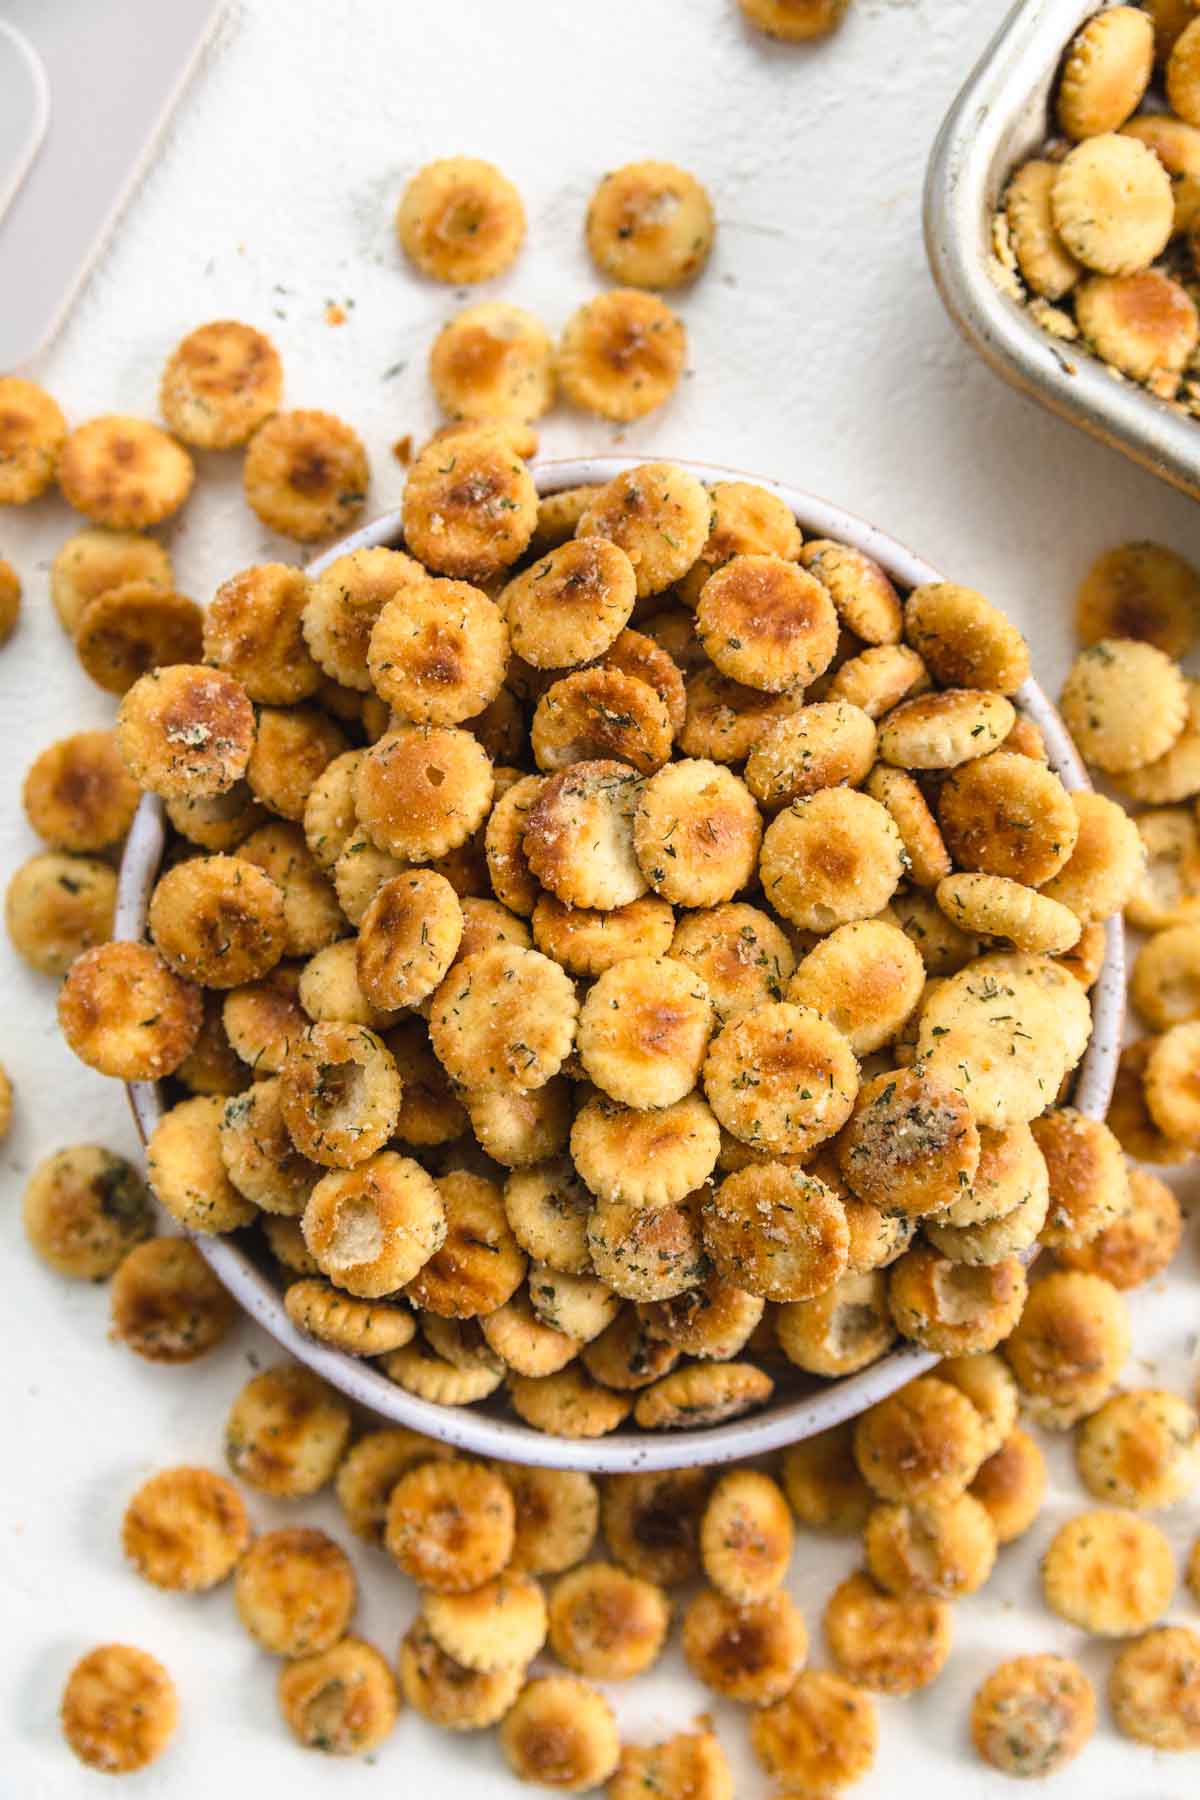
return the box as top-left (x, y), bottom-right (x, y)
top-left (828, 641), bottom-right (928, 718)
top-left (800, 537), bottom-right (902, 644)
top-left (1042, 1508), bottom-right (1175, 1634)
top-left (786, 920), bottom-right (926, 1055)
top-left (280, 1022), bottom-right (403, 1168)
top-left (679, 479), bottom-right (802, 606)
top-left (746, 701), bottom-right (878, 811)
top-left (116, 664), bottom-right (255, 800)
top-left (702, 1163), bottom-right (849, 1302)
top-left (916, 951), bottom-right (1092, 1130)
top-left (58, 415), bottom-right (194, 528)
top-left (1109, 1624), bottom-right (1200, 1750)
top-left (110, 1236), bottom-right (235, 1363)
top-left (1007, 158), bottom-right (1085, 300)
top-left (509, 1364), bottom-right (634, 1437)
top-left (696, 553), bottom-right (838, 693)
top-left (1079, 269), bottom-right (1199, 394)
top-left (571, 1090), bottom-right (720, 1208)
top-left (702, 999), bottom-right (858, 1156)
top-left (532, 666), bottom-right (673, 774)
top-left (225, 1362), bottom-right (350, 1498)
top-left (494, 1464), bottom-right (598, 1576)
top-left (576, 954), bottom-right (713, 1108)
top-left (1076, 1388), bottom-right (1200, 1509)
top-left (740, 0), bottom-right (848, 37)
top-left (243, 409), bottom-right (368, 542)
top-left (823, 1571), bottom-right (952, 1697)
top-left (0, 375), bottom-right (65, 503)
top-left (532, 893), bottom-right (674, 978)
top-left (429, 943), bottom-right (578, 1093)
top-left (23, 1145), bottom-right (154, 1281)
top-left (1168, 13), bottom-right (1200, 124)
top-left (937, 749), bottom-right (1078, 886)
top-left (356, 870), bottom-right (463, 1010)
top-left (1040, 790), bottom-right (1144, 922)
top-left (405, 1169), bottom-right (525, 1318)
top-left (876, 688), bottom-right (1015, 769)
top-left (759, 788), bottom-right (905, 933)
top-left (60, 1644), bottom-right (178, 1775)
top-left (971, 1425), bottom-right (1047, 1544)
top-left (123, 1465), bottom-right (249, 1592)
top-left (234, 1525), bottom-right (356, 1658)
top-left (402, 428), bottom-right (537, 582)
top-left (50, 526), bottom-right (172, 635)
top-left (6, 849), bottom-right (117, 978)
top-left (1030, 1105), bottom-right (1130, 1247)
top-left (776, 1269), bottom-right (897, 1376)
top-left (700, 1469), bottom-right (793, 1606)
top-left (276, 1637), bottom-right (398, 1756)
top-left (1077, 540), bottom-right (1200, 659)
top-left (904, 582), bottom-right (1030, 694)
top-left (585, 159), bottom-right (715, 290)
top-left (399, 1616), bottom-right (524, 1732)
top-left (576, 462), bottom-right (711, 599)
top-left (1004, 1268), bottom-right (1131, 1408)
top-left (354, 724), bottom-right (493, 863)
top-left (1128, 807), bottom-right (1200, 930)
top-left (864, 1492), bottom-right (997, 1599)
top-left (74, 581), bottom-right (203, 695)
top-left (58, 941), bottom-right (202, 1082)
top-left (424, 1569), bottom-right (548, 1673)
top-left (633, 1361), bottom-right (774, 1429)
top-left (1052, 133), bottom-right (1174, 274)
top-left (633, 759), bottom-right (761, 906)
top-left (1060, 637), bottom-right (1188, 772)
top-left (303, 1153), bottom-right (445, 1296)
top-left (1058, 5), bottom-right (1154, 139)
top-left (160, 319), bottom-right (282, 449)
top-left (854, 1375), bottom-right (988, 1505)
top-left (669, 902), bottom-right (795, 1022)
top-left (837, 1065), bottom-right (980, 1218)
top-left (22, 730), bottom-right (140, 854)
top-left (396, 156), bottom-right (525, 284)
top-left (366, 575), bottom-right (508, 726)
top-left (1057, 1164), bottom-right (1184, 1286)
top-left (502, 537), bottom-right (636, 669)
top-left (500, 1674), bottom-right (619, 1792)
top-left (679, 664), bottom-right (806, 763)
top-left (682, 1585), bottom-right (807, 1706)
top-left (971, 1653), bottom-right (1096, 1780)
top-left (524, 759), bottom-right (647, 910)
top-left (889, 1243), bottom-right (1028, 1355)
top-left (935, 871), bottom-right (1081, 955)
top-left (587, 1192), bottom-right (709, 1303)
top-left (430, 300), bottom-right (554, 423)
top-left (548, 1561), bottom-right (671, 1682)
top-left (558, 290), bottom-right (687, 423)
top-left (611, 1731), bottom-right (732, 1800)
top-left (386, 1457), bottom-right (514, 1591)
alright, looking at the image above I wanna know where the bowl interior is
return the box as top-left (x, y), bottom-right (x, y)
top-left (117, 456), bottom-right (1124, 1471)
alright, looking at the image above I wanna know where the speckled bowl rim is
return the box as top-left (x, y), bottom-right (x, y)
top-left (116, 455), bottom-right (1125, 1471)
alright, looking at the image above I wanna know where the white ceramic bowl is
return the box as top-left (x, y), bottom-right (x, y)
top-left (116, 456), bottom-right (1125, 1472)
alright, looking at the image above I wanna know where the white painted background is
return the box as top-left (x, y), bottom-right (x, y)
top-left (2, 1), bottom-right (1198, 1794)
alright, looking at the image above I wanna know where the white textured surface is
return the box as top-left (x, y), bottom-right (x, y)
top-left (1, 1), bottom-right (1198, 1795)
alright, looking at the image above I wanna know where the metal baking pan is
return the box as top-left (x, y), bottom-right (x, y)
top-left (924, 0), bottom-right (1200, 504)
